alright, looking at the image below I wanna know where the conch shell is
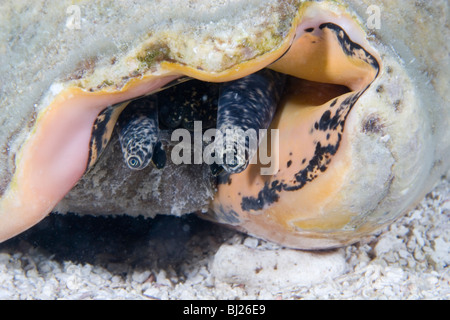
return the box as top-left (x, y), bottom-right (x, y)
top-left (0, 0), bottom-right (448, 249)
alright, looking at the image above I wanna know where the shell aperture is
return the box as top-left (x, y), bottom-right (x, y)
top-left (114, 70), bottom-right (286, 175)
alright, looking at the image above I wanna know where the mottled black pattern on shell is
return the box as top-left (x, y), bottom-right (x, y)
top-left (239, 23), bottom-right (380, 213)
top-left (319, 23), bottom-right (380, 70)
top-left (88, 105), bottom-right (115, 170)
top-left (87, 103), bottom-right (126, 172)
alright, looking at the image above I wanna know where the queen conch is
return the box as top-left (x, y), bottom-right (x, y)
top-left (0, 0), bottom-right (448, 249)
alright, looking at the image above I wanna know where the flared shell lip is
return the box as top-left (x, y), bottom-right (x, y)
top-left (0, 1), bottom-right (382, 245)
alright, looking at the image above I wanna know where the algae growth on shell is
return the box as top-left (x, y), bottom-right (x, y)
top-left (0, 0), bottom-right (448, 249)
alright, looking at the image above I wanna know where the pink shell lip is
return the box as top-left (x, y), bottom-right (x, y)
top-left (0, 76), bottom-right (179, 242)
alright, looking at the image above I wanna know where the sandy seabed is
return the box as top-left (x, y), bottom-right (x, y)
top-left (0, 177), bottom-right (448, 300)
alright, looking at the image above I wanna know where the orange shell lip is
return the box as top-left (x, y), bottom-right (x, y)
top-left (210, 25), bottom-right (381, 248)
top-left (0, 2), bottom-right (381, 248)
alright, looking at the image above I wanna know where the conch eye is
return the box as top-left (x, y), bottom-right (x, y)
top-left (127, 156), bottom-right (142, 169)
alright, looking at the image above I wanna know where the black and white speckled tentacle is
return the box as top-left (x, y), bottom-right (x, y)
top-left (216, 69), bottom-right (286, 173)
top-left (116, 96), bottom-right (162, 170)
